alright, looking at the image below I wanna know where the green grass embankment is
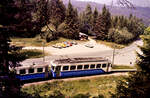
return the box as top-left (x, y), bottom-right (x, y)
top-left (22, 76), bottom-right (126, 98)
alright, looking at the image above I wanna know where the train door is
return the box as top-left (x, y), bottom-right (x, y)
top-left (55, 66), bottom-right (61, 78)
top-left (107, 63), bottom-right (111, 72)
top-left (45, 66), bottom-right (49, 78)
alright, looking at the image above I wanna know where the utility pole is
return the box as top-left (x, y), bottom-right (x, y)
top-left (112, 31), bottom-right (116, 66)
top-left (43, 42), bottom-right (45, 62)
top-left (112, 45), bottom-right (115, 66)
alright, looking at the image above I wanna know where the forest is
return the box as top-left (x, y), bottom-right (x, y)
top-left (1, 0), bottom-right (145, 45)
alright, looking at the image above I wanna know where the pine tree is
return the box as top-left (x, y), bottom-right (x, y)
top-left (92, 7), bottom-right (98, 31)
top-left (63, 1), bottom-right (79, 39)
top-left (94, 5), bottom-right (111, 40)
top-left (34, 0), bottom-right (51, 35)
top-left (0, 0), bottom-right (33, 97)
top-left (50, 0), bottom-right (66, 30)
top-left (81, 4), bottom-right (93, 35)
top-left (93, 14), bottom-right (106, 40)
top-left (113, 32), bottom-right (150, 97)
top-left (101, 5), bottom-right (111, 33)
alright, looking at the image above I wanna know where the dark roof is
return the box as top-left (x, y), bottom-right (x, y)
top-left (53, 57), bottom-right (108, 64)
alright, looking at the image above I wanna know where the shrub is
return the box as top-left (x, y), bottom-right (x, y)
top-left (144, 26), bottom-right (150, 35)
top-left (108, 28), bottom-right (134, 44)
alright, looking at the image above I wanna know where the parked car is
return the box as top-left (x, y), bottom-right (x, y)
top-left (71, 41), bottom-right (77, 45)
top-left (85, 44), bottom-right (94, 48)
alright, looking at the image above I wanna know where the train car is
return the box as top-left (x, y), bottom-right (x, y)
top-left (50, 57), bottom-right (112, 78)
top-left (15, 63), bottom-right (50, 81)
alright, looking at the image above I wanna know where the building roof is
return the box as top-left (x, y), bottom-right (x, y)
top-left (79, 32), bottom-right (88, 36)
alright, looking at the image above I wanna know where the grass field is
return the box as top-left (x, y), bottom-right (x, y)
top-left (11, 37), bottom-right (87, 47)
top-left (112, 65), bottom-right (136, 69)
top-left (22, 76), bottom-right (126, 98)
top-left (16, 49), bottom-right (49, 59)
top-left (96, 40), bottom-right (126, 49)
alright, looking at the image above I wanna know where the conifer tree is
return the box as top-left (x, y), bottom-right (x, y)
top-left (101, 5), bottom-right (111, 34)
top-left (92, 7), bottom-right (98, 30)
top-left (63, 1), bottom-right (79, 39)
top-left (94, 5), bottom-right (111, 40)
top-left (93, 14), bottom-right (106, 40)
top-left (81, 4), bottom-right (93, 35)
top-left (50, 0), bottom-right (66, 30)
top-left (85, 4), bottom-right (93, 24)
top-left (0, 0), bottom-right (35, 97)
top-left (34, 0), bottom-right (51, 35)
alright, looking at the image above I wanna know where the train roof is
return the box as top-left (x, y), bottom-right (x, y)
top-left (52, 57), bottom-right (109, 65)
top-left (15, 62), bottom-right (48, 70)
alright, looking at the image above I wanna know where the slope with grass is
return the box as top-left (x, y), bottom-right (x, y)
top-left (22, 75), bottom-right (126, 98)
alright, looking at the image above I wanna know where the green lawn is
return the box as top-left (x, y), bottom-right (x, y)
top-left (96, 40), bottom-right (126, 49)
top-left (22, 76), bottom-right (126, 98)
top-left (112, 65), bottom-right (136, 69)
top-left (11, 37), bottom-right (87, 47)
top-left (15, 49), bottom-right (49, 59)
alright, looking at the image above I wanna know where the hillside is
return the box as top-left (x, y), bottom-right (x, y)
top-left (62, 0), bottom-right (150, 25)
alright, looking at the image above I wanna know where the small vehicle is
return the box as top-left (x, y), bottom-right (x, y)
top-left (85, 44), bottom-right (94, 48)
top-left (61, 43), bottom-right (67, 48)
top-left (71, 41), bottom-right (77, 45)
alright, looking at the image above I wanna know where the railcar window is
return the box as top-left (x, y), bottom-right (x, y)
top-left (52, 66), bottom-right (54, 71)
top-left (84, 65), bottom-right (89, 69)
top-left (37, 68), bottom-right (43, 73)
top-left (70, 65), bottom-right (76, 70)
top-left (29, 68), bottom-right (34, 74)
top-left (20, 69), bottom-right (26, 74)
top-left (90, 64), bottom-right (95, 69)
top-left (77, 65), bottom-right (82, 70)
top-left (56, 66), bottom-right (61, 71)
top-left (63, 66), bottom-right (69, 71)
top-left (96, 64), bottom-right (101, 68)
top-left (102, 64), bottom-right (107, 68)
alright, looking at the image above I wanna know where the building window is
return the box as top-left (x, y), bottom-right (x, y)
top-left (29, 68), bottom-right (34, 74)
top-left (20, 69), bottom-right (26, 74)
top-left (37, 68), bottom-right (43, 73)
top-left (77, 65), bottom-right (82, 70)
top-left (84, 65), bottom-right (89, 69)
top-left (63, 66), bottom-right (69, 71)
top-left (90, 64), bottom-right (95, 69)
top-left (70, 65), bottom-right (76, 70)
top-left (102, 64), bottom-right (107, 68)
top-left (96, 64), bottom-right (101, 68)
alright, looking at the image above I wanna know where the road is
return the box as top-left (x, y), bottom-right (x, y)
top-left (21, 39), bottom-right (143, 66)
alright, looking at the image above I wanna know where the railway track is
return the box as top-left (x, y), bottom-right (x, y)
top-left (23, 69), bottom-right (136, 87)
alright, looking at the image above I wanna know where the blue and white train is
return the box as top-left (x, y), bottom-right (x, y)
top-left (50, 57), bottom-right (112, 78)
top-left (15, 57), bottom-right (112, 81)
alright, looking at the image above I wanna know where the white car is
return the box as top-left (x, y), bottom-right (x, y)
top-left (85, 44), bottom-right (94, 48)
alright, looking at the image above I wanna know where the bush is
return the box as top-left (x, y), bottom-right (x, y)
top-left (108, 28), bottom-right (134, 44)
top-left (144, 26), bottom-right (150, 35)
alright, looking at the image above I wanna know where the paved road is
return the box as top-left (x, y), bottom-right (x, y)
top-left (21, 39), bottom-right (143, 66)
